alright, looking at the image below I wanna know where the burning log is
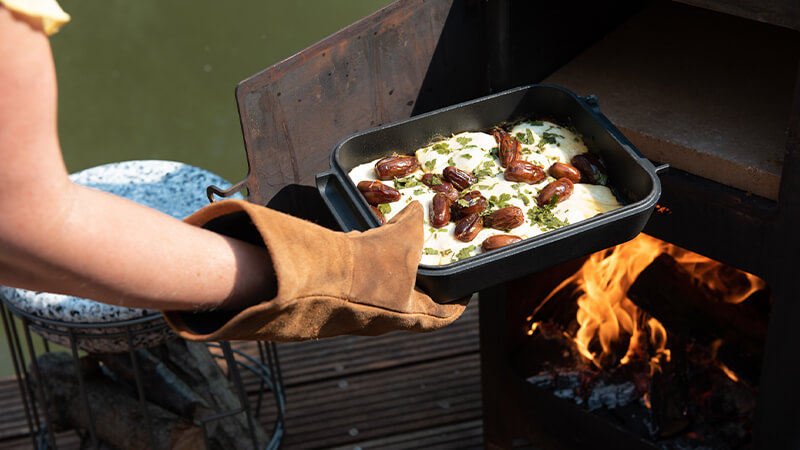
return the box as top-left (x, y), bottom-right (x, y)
top-left (627, 253), bottom-right (766, 385)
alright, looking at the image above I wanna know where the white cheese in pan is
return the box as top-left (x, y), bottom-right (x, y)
top-left (348, 121), bottom-right (623, 266)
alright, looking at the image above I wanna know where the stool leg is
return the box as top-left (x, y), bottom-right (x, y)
top-left (67, 328), bottom-right (98, 449)
top-left (22, 318), bottom-right (59, 449)
top-left (1, 303), bottom-right (39, 449)
top-left (125, 327), bottom-right (158, 450)
top-left (220, 341), bottom-right (260, 450)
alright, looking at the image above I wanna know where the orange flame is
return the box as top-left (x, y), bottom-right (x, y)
top-left (666, 250), bottom-right (766, 304)
top-left (528, 234), bottom-right (766, 376)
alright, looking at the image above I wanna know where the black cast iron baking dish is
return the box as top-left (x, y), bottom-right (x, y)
top-left (316, 84), bottom-right (665, 302)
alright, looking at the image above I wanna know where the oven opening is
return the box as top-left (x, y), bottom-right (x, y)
top-left (506, 232), bottom-right (770, 449)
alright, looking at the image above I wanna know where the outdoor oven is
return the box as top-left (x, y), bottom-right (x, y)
top-left (476, 2), bottom-right (800, 448)
top-left (219, 0), bottom-right (799, 448)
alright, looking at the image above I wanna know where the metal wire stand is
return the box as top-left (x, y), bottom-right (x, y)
top-left (1, 299), bottom-right (285, 449)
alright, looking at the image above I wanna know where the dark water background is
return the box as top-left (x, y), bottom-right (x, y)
top-left (1, 0), bottom-right (392, 378)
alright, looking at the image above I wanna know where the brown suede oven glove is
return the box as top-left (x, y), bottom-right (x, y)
top-left (162, 199), bottom-right (468, 342)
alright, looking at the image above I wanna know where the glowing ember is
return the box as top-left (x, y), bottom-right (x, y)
top-left (527, 233), bottom-right (765, 376)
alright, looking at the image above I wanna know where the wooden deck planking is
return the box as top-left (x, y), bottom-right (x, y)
top-left (0, 300), bottom-right (484, 449)
top-left (234, 300), bottom-right (480, 389)
top-left (278, 355), bottom-right (481, 448)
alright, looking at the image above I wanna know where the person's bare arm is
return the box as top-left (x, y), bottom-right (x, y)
top-left (0, 6), bottom-right (276, 311)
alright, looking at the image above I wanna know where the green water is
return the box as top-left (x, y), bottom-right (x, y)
top-left (0, 0), bottom-right (392, 379)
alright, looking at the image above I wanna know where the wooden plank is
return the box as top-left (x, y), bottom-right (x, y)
top-left (329, 419), bottom-right (484, 449)
top-left (234, 0), bottom-right (490, 204)
top-left (0, 377), bottom-right (37, 441)
top-left (278, 353), bottom-right (482, 449)
top-left (0, 430), bottom-right (80, 450)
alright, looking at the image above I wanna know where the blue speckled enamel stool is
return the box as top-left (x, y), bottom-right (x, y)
top-left (0, 161), bottom-right (284, 449)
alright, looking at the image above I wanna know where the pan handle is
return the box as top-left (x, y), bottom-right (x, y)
top-left (581, 95), bottom-right (646, 158)
top-left (582, 95), bottom-right (669, 176)
top-left (207, 178), bottom-right (247, 203)
top-left (315, 170), bottom-right (373, 232)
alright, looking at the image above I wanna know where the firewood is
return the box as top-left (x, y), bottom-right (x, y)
top-left (627, 253), bottom-right (766, 384)
top-left (32, 352), bottom-right (203, 450)
top-left (95, 339), bottom-right (269, 449)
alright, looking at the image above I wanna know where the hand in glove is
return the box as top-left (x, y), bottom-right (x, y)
top-left (162, 199), bottom-right (468, 342)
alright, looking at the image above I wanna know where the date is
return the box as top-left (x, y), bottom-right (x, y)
top-left (484, 206), bottom-right (525, 231)
top-left (498, 135), bottom-right (519, 168)
top-left (421, 173), bottom-right (459, 202)
top-left (537, 178), bottom-right (574, 206)
top-left (481, 234), bottom-right (522, 251)
top-left (489, 128), bottom-right (519, 168)
top-left (357, 180), bottom-right (401, 205)
top-left (571, 153), bottom-right (608, 185)
top-left (375, 154), bottom-right (420, 180)
top-left (489, 127), bottom-right (509, 143)
top-left (454, 213), bottom-right (483, 242)
top-left (451, 190), bottom-right (487, 219)
top-left (430, 193), bottom-right (452, 228)
top-left (443, 166), bottom-right (477, 191)
top-left (548, 162), bottom-right (582, 184)
top-left (504, 160), bottom-right (547, 184)
top-left (369, 205), bottom-right (386, 225)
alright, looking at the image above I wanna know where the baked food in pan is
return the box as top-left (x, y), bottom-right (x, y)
top-left (348, 120), bottom-right (622, 265)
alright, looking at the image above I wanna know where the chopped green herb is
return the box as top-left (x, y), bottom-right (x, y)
top-left (378, 203), bottom-right (392, 214)
top-left (594, 173), bottom-right (609, 186)
top-left (514, 129), bottom-right (537, 145)
top-left (463, 144), bottom-right (478, 149)
top-left (473, 167), bottom-right (494, 178)
top-left (456, 198), bottom-right (469, 208)
top-left (527, 129), bottom-right (536, 143)
top-left (456, 136), bottom-right (472, 146)
top-left (423, 248), bottom-right (439, 255)
top-left (461, 153), bottom-right (473, 159)
top-left (393, 176), bottom-right (422, 189)
top-left (489, 147), bottom-right (499, 158)
top-left (527, 204), bottom-right (569, 231)
top-left (454, 245), bottom-right (476, 261)
top-left (424, 159), bottom-right (437, 171)
top-left (447, 157), bottom-right (456, 167)
top-left (511, 183), bottom-right (525, 190)
top-left (489, 193), bottom-right (513, 209)
top-left (541, 132), bottom-right (563, 145)
top-left (530, 120), bottom-right (544, 126)
top-left (441, 249), bottom-right (453, 256)
top-left (429, 174), bottom-right (443, 185)
top-left (517, 192), bottom-right (530, 206)
top-left (413, 188), bottom-right (425, 196)
top-left (432, 142), bottom-right (450, 154)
